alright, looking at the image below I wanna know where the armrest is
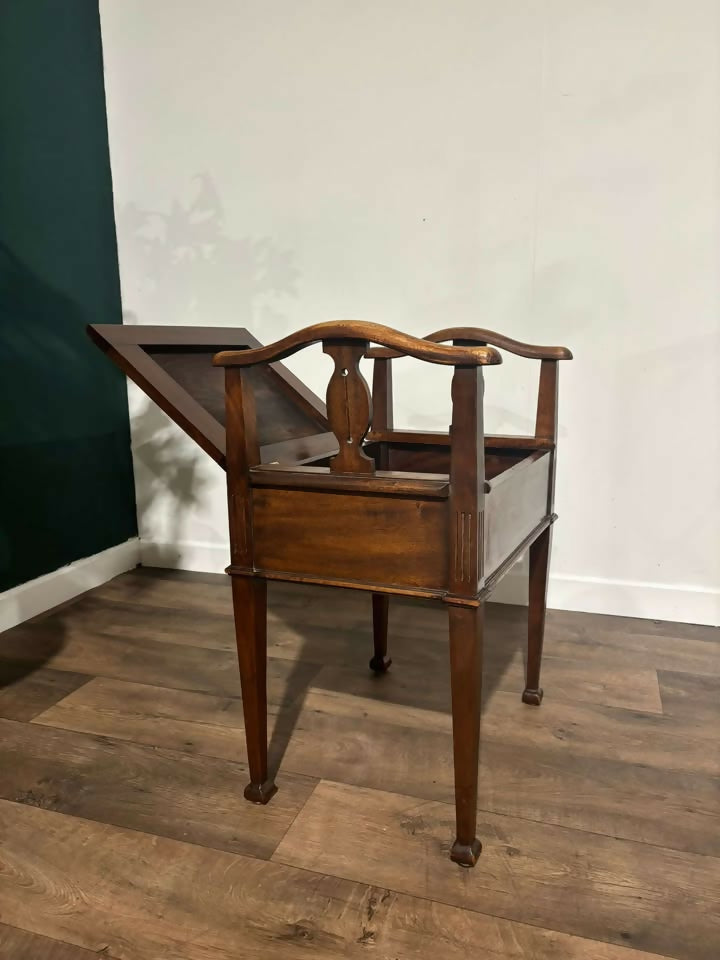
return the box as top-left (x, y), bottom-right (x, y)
top-left (367, 327), bottom-right (572, 361)
top-left (213, 321), bottom-right (503, 368)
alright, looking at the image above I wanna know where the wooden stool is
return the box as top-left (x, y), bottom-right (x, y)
top-left (214, 321), bottom-right (572, 867)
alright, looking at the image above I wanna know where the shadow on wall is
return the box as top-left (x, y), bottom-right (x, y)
top-left (129, 396), bottom-right (211, 568)
top-left (116, 174), bottom-right (298, 332)
top-left (116, 175), bottom-right (304, 565)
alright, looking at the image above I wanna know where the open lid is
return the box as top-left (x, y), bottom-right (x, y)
top-left (88, 325), bottom-right (336, 469)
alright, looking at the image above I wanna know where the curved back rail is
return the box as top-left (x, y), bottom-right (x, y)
top-left (213, 321), bottom-right (503, 369)
top-left (215, 320), bottom-right (502, 476)
top-left (366, 326), bottom-right (572, 447)
top-left (366, 327), bottom-right (572, 361)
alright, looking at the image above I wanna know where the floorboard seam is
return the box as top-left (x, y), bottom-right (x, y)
top-left (269, 851), bottom-right (683, 960)
top-left (0, 919), bottom-right (122, 960)
top-left (0, 799), bottom-right (679, 960)
top-left (19, 717), bottom-right (719, 860)
top-left (268, 778), bottom-right (323, 859)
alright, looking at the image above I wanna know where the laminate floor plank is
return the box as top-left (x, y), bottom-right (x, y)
top-left (3, 569), bottom-right (716, 960)
top-left (541, 627), bottom-right (720, 678)
top-left (0, 800), bottom-right (670, 960)
top-left (315, 652), bottom-right (664, 714)
top-left (274, 779), bottom-right (720, 960)
top-left (3, 575), bottom-right (664, 713)
top-left (107, 568), bottom-right (720, 640)
top-left (305, 680), bottom-right (718, 774)
top-left (35, 677), bottom-right (720, 856)
top-left (311, 654), bottom-right (698, 786)
top-left (34, 594), bottom-right (237, 651)
top-left (0, 616), bottom-right (662, 715)
top-left (0, 922), bottom-right (106, 960)
top-left (0, 623), bottom-right (319, 702)
top-left (545, 606), bottom-right (720, 644)
top-left (658, 670), bottom-right (719, 725)
top-left (0, 660), bottom-right (89, 722)
top-left (90, 570), bottom-right (234, 616)
top-left (0, 717), bottom-right (315, 859)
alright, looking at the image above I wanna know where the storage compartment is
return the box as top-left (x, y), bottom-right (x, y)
top-left (360, 440), bottom-right (531, 482)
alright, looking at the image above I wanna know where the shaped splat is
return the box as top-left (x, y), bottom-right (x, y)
top-left (322, 340), bottom-right (375, 474)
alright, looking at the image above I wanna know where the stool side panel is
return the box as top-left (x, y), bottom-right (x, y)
top-left (251, 488), bottom-right (448, 591)
top-left (483, 452), bottom-right (551, 578)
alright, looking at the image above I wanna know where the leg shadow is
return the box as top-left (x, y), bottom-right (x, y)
top-left (263, 584), bottom-right (528, 777)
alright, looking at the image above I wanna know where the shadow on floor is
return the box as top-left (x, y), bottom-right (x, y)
top-left (262, 584), bottom-right (528, 778)
top-left (22, 565), bottom-right (528, 780)
top-left (0, 619), bottom-right (67, 690)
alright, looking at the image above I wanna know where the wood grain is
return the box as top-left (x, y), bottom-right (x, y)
top-left (0, 800), bottom-right (666, 960)
top-left (367, 325), bottom-right (573, 361)
top-left (90, 569), bottom-right (233, 613)
top-left (0, 717), bottom-right (315, 859)
top-left (252, 488), bottom-right (448, 590)
top-left (658, 670), bottom-right (719, 726)
top-left (36, 674), bottom-right (713, 776)
top-left (0, 661), bottom-right (88, 721)
top-left (0, 923), bottom-right (103, 960)
top-left (484, 451), bottom-right (550, 577)
top-left (0, 621), bottom-right (319, 701)
top-left (547, 626), bottom-right (720, 678)
top-left (35, 676), bottom-right (718, 856)
top-left (315, 651), bottom-right (664, 714)
top-left (87, 323), bottom-right (331, 469)
top-left (1, 569), bottom-right (717, 960)
top-left (274, 780), bottom-right (720, 960)
top-left (213, 319), bottom-right (503, 368)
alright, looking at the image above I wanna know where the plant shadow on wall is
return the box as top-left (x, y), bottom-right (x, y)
top-left (116, 174), bottom-right (298, 333)
top-left (129, 396), bottom-right (211, 567)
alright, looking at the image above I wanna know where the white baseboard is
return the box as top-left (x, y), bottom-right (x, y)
top-left (487, 568), bottom-right (719, 626)
top-left (140, 538), bottom-right (720, 627)
top-left (1, 539), bottom-right (140, 632)
top-left (140, 538), bottom-right (229, 575)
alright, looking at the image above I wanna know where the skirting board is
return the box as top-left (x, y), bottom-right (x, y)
top-left (1, 539), bottom-right (140, 633)
top-left (140, 538), bottom-right (720, 627)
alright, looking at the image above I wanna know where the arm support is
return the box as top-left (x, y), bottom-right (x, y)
top-left (213, 321), bottom-right (503, 368)
top-left (366, 327), bottom-right (572, 361)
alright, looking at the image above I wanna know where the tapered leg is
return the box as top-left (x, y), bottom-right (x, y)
top-left (231, 576), bottom-right (277, 803)
top-left (523, 525), bottom-right (552, 705)
top-left (369, 593), bottom-right (392, 673)
top-left (448, 602), bottom-right (483, 867)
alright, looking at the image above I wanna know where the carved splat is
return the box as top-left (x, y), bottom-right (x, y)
top-left (322, 339), bottom-right (375, 474)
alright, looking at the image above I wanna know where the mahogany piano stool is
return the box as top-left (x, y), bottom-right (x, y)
top-left (89, 320), bottom-right (573, 867)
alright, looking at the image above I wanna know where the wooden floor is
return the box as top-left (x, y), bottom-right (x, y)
top-left (0, 568), bottom-right (718, 960)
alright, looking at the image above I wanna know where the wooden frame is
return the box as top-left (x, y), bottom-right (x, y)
top-left (89, 319), bottom-right (572, 868)
top-left (87, 324), bottom-right (335, 469)
top-left (214, 320), bottom-right (573, 867)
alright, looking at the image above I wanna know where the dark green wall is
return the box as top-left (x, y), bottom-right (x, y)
top-left (0, 1), bottom-right (137, 591)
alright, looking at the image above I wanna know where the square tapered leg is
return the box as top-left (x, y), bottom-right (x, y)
top-left (448, 602), bottom-right (484, 867)
top-left (231, 576), bottom-right (277, 803)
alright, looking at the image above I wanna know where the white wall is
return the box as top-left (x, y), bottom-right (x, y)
top-left (100, 0), bottom-right (720, 625)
